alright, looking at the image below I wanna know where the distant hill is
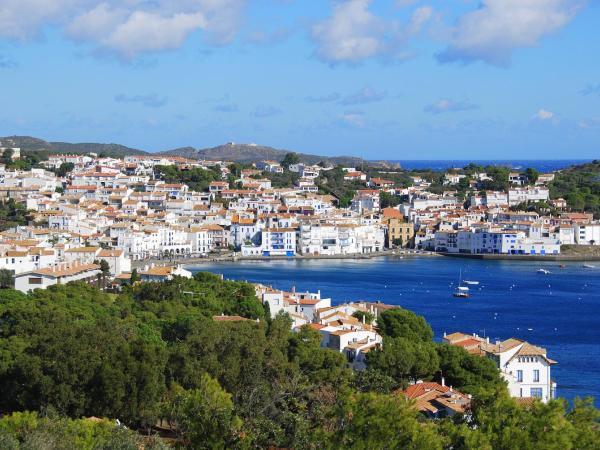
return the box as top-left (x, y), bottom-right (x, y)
top-left (0, 136), bottom-right (398, 168)
top-left (0, 136), bottom-right (148, 158)
top-left (160, 142), bottom-right (390, 167)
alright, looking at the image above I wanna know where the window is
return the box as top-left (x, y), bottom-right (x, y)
top-left (533, 370), bottom-right (540, 382)
top-left (516, 370), bottom-right (523, 382)
top-left (530, 388), bottom-right (543, 398)
top-left (28, 277), bottom-right (43, 285)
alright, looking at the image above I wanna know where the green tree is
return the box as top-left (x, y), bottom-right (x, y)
top-left (0, 269), bottom-right (14, 289)
top-left (377, 308), bottom-right (434, 341)
top-left (281, 152), bottom-right (300, 169)
top-left (130, 268), bottom-right (139, 284)
top-left (525, 167), bottom-right (539, 185)
top-left (380, 191), bottom-right (401, 208)
top-left (351, 369), bottom-right (397, 394)
top-left (56, 162), bottom-right (75, 177)
top-left (1, 148), bottom-right (14, 165)
top-left (330, 392), bottom-right (443, 449)
top-left (166, 375), bottom-right (241, 449)
top-left (352, 310), bottom-right (375, 325)
top-left (367, 337), bottom-right (439, 384)
top-left (436, 344), bottom-right (505, 394)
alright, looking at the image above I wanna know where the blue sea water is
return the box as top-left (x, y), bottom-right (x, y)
top-left (189, 257), bottom-right (600, 404)
top-left (392, 159), bottom-right (592, 172)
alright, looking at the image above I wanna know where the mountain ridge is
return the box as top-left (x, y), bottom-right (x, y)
top-left (1, 136), bottom-right (397, 168)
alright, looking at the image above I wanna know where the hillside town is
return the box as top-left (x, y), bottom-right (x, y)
top-left (0, 144), bottom-right (598, 294)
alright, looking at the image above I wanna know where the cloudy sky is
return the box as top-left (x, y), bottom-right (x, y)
top-left (0, 0), bottom-right (598, 159)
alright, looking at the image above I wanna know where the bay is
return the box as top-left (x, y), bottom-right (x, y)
top-left (188, 257), bottom-right (600, 404)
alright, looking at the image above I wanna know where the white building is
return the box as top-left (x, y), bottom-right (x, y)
top-left (435, 229), bottom-right (560, 256)
top-left (15, 263), bottom-right (101, 293)
top-left (508, 187), bottom-right (550, 206)
top-left (575, 223), bottom-right (600, 245)
top-left (444, 332), bottom-right (557, 403)
top-left (241, 228), bottom-right (296, 257)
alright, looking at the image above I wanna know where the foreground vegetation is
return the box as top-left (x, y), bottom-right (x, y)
top-left (0, 274), bottom-right (598, 449)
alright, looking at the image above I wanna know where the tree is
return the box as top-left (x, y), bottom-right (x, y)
top-left (56, 162), bottom-right (75, 177)
top-left (436, 344), bottom-right (505, 394)
top-left (352, 310), bottom-right (375, 325)
top-left (525, 168), bottom-right (539, 185)
top-left (0, 269), bottom-right (14, 289)
top-left (130, 269), bottom-right (139, 284)
top-left (281, 152), bottom-right (300, 169)
top-left (330, 392), bottom-right (443, 449)
top-left (366, 337), bottom-right (439, 384)
top-left (166, 375), bottom-right (242, 449)
top-left (376, 308), bottom-right (434, 341)
top-left (1, 148), bottom-right (14, 165)
top-left (380, 191), bottom-right (401, 208)
top-left (351, 369), bottom-right (397, 394)
top-left (392, 237), bottom-right (403, 248)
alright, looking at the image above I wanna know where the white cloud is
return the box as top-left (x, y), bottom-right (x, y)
top-left (534, 109), bottom-right (555, 120)
top-left (437, 0), bottom-right (581, 66)
top-left (0, 0), bottom-right (248, 58)
top-left (424, 98), bottom-right (478, 114)
top-left (311, 0), bottom-right (433, 64)
top-left (407, 6), bottom-right (433, 35)
top-left (311, 0), bottom-right (385, 63)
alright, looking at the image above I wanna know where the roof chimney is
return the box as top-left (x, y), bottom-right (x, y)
top-left (441, 377), bottom-right (445, 387)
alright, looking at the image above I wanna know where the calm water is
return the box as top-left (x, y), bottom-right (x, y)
top-left (189, 257), bottom-right (600, 404)
top-left (394, 159), bottom-right (591, 172)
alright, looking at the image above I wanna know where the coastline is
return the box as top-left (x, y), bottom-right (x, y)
top-left (130, 248), bottom-right (600, 268)
top-left (131, 250), bottom-right (440, 268)
top-left (439, 252), bottom-right (600, 262)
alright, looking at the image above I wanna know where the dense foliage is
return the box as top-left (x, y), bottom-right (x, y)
top-left (0, 277), bottom-right (599, 449)
top-left (154, 165), bottom-right (221, 192)
top-left (317, 166), bottom-right (364, 207)
top-left (0, 199), bottom-right (29, 231)
top-left (550, 160), bottom-right (600, 218)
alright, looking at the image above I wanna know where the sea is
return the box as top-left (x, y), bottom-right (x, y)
top-left (189, 257), bottom-right (600, 404)
top-left (392, 160), bottom-right (592, 172)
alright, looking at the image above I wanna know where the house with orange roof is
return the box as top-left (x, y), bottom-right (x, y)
top-left (15, 262), bottom-right (101, 293)
top-left (139, 264), bottom-right (192, 282)
top-left (398, 381), bottom-right (471, 419)
top-left (444, 331), bottom-right (557, 403)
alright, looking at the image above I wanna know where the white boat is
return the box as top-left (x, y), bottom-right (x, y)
top-left (453, 270), bottom-right (470, 298)
top-left (537, 269), bottom-right (550, 274)
top-left (463, 280), bottom-right (479, 285)
top-left (583, 264), bottom-right (596, 269)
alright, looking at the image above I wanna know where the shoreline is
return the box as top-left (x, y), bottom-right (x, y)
top-left (131, 249), bottom-right (600, 268)
top-left (131, 250), bottom-right (440, 268)
top-left (439, 252), bottom-right (600, 262)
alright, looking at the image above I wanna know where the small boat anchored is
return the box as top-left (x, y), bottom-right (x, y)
top-left (463, 280), bottom-right (480, 286)
top-left (583, 264), bottom-right (596, 269)
top-left (453, 270), bottom-right (470, 298)
top-left (537, 268), bottom-right (550, 275)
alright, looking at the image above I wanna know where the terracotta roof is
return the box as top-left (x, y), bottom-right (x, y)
top-left (25, 263), bottom-right (100, 278)
top-left (65, 246), bottom-right (99, 253)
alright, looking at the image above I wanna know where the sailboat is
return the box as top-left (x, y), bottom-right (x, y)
top-left (453, 269), bottom-right (470, 298)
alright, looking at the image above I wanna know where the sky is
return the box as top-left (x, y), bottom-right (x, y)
top-left (0, 0), bottom-right (599, 160)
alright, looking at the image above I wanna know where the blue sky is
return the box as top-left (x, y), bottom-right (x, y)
top-left (0, 0), bottom-right (599, 159)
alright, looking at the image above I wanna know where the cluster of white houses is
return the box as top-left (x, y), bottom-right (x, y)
top-left (0, 150), bottom-right (598, 292)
